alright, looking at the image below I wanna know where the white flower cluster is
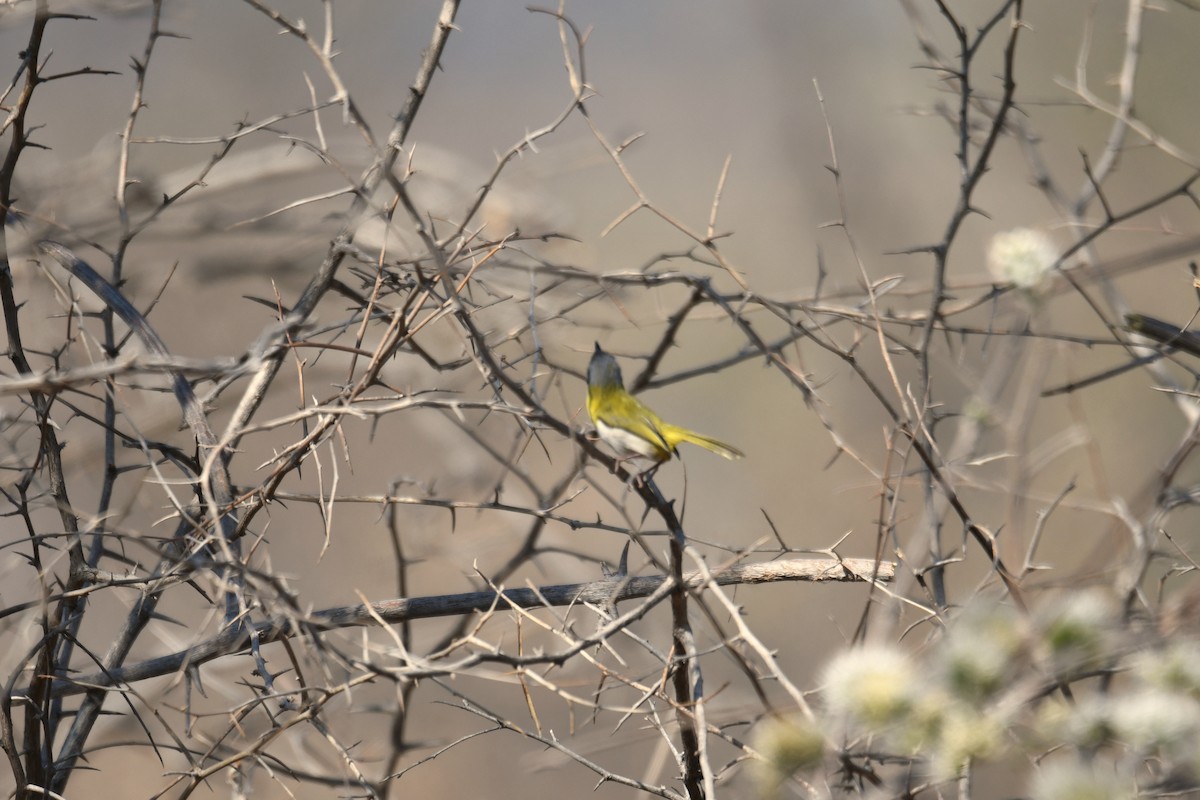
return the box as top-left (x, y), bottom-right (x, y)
top-left (749, 590), bottom-right (1200, 798)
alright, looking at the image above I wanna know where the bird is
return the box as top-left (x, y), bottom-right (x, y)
top-left (586, 342), bottom-right (744, 463)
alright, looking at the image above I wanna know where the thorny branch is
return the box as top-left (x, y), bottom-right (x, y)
top-left (2, 2), bottom-right (1200, 799)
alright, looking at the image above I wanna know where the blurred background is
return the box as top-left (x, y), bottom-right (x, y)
top-left (3, 1), bottom-right (1200, 797)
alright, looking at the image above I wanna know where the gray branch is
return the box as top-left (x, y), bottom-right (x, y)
top-left (41, 557), bottom-right (892, 698)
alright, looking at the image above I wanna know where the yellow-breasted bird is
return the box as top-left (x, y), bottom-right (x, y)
top-left (586, 342), bottom-right (744, 463)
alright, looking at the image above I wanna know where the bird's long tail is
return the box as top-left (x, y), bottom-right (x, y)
top-left (663, 425), bottom-right (744, 460)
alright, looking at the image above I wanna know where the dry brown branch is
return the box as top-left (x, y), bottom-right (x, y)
top-left (3, 2), bottom-right (1200, 799)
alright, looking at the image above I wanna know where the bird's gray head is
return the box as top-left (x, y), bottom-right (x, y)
top-left (587, 342), bottom-right (624, 389)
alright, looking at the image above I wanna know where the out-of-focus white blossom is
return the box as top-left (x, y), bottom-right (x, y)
top-left (821, 644), bottom-right (918, 726)
top-left (928, 703), bottom-right (1007, 779)
top-left (1049, 695), bottom-right (1114, 750)
top-left (1109, 689), bottom-right (1200, 754)
top-left (750, 715), bottom-right (825, 799)
top-left (1131, 641), bottom-right (1200, 695)
top-left (1029, 758), bottom-right (1136, 800)
top-left (1039, 589), bottom-right (1118, 674)
top-left (987, 227), bottom-right (1057, 291)
top-left (940, 601), bottom-right (1024, 700)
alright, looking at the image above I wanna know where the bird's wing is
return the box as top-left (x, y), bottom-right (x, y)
top-left (600, 393), bottom-right (673, 455)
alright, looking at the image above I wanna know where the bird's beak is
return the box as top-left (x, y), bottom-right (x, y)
top-left (593, 342), bottom-right (603, 354)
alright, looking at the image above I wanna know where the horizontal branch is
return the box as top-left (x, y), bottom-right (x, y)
top-left (41, 557), bottom-right (891, 698)
top-left (0, 352), bottom-right (249, 395)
